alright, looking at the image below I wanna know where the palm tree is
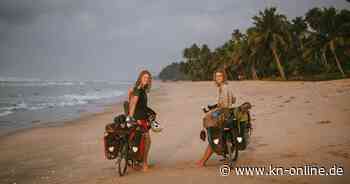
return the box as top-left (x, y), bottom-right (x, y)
top-left (229, 29), bottom-right (248, 79)
top-left (198, 44), bottom-right (212, 80)
top-left (234, 29), bottom-right (258, 80)
top-left (182, 43), bottom-right (215, 80)
top-left (230, 29), bottom-right (244, 64)
top-left (305, 7), bottom-right (348, 77)
top-left (290, 17), bottom-right (307, 58)
top-left (287, 16), bottom-right (308, 75)
top-left (249, 7), bottom-right (291, 80)
top-left (161, 6), bottom-right (349, 81)
top-left (183, 44), bottom-right (201, 80)
top-left (211, 40), bottom-right (236, 79)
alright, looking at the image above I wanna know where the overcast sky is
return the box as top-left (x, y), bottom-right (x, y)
top-left (0, 0), bottom-right (349, 81)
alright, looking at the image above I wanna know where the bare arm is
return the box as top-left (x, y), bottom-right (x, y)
top-left (128, 95), bottom-right (139, 118)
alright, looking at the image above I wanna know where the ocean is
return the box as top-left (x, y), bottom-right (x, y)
top-left (0, 78), bottom-right (132, 136)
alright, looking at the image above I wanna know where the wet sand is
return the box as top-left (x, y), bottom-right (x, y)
top-left (1, 80), bottom-right (350, 184)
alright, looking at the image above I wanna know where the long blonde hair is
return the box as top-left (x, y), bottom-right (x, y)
top-left (134, 70), bottom-right (152, 92)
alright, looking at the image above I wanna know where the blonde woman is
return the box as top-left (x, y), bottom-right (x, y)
top-left (127, 70), bottom-right (153, 171)
top-left (197, 69), bottom-right (236, 167)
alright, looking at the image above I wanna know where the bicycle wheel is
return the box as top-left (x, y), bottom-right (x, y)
top-left (116, 142), bottom-right (128, 176)
top-left (227, 136), bottom-right (239, 167)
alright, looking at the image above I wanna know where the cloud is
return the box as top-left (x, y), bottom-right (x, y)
top-left (0, 0), bottom-right (349, 81)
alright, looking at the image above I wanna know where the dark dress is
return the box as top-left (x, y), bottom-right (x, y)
top-left (131, 87), bottom-right (151, 157)
top-left (132, 87), bottom-right (148, 120)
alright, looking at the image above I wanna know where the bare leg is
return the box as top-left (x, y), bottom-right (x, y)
top-left (197, 112), bottom-right (215, 167)
top-left (196, 145), bottom-right (213, 167)
top-left (142, 132), bottom-right (151, 171)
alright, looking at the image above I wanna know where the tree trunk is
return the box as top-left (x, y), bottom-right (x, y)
top-left (271, 47), bottom-right (287, 80)
top-left (251, 60), bottom-right (259, 80)
top-left (222, 63), bottom-right (233, 80)
top-left (321, 49), bottom-right (331, 72)
top-left (330, 42), bottom-right (346, 78)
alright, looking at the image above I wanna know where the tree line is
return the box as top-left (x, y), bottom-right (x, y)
top-left (158, 7), bottom-right (350, 81)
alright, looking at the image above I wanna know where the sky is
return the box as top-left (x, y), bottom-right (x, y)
top-left (0, 0), bottom-right (349, 81)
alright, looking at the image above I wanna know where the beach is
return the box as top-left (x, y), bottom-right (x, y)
top-left (1, 80), bottom-right (350, 184)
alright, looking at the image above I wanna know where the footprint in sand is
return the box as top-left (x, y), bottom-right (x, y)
top-left (283, 100), bottom-right (291, 103)
top-left (246, 147), bottom-right (256, 151)
top-left (256, 143), bottom-right (269, 148)
top-left (280, 152), bottom-right (298, 158)
top-left (336, 89), bottom-right (345, 94)
top-left (328, 151), bottom-right (350, 159)
top-left (326, 144), bottom-right (343, 148)
top-left (283, 96), bottom-right (296, 104)
top-left (316, 120), bottom-right (332, 125)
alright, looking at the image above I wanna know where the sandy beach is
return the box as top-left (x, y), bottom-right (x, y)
top-left (1, 80), bottom-right (350, 184)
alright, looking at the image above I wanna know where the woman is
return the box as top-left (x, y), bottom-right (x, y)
top-left (197, 69), bottom-right (236, 167)
top-left (127, 70), bottom-right (153, 171)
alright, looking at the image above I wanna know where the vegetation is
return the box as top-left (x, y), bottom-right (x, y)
top-left (158, 62), bottom-right (188, 81)
top-left (158, 7), bottom-right (350, 81)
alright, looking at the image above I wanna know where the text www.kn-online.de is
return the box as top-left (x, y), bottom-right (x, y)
top-left (219, 164), bottom-right (344, 176)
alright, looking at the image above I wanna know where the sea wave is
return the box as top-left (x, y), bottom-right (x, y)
top-left (0, 81), bottom-right (86, 87)
top-left (0, 102), bottom-right (28, 111)
top-left (0, 110), bottom-right (13, 117)
top-left (63, 90), bottom-right (124, 102)
top-left (0, 90), bottom-right (125, 116)
top-left (0, 80), bottom-right (132, 87)
top-left (0, 77), bottom-right (41, 82)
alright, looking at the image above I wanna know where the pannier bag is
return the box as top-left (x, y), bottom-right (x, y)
top-left (103, 114), bottom-right (126, 160)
